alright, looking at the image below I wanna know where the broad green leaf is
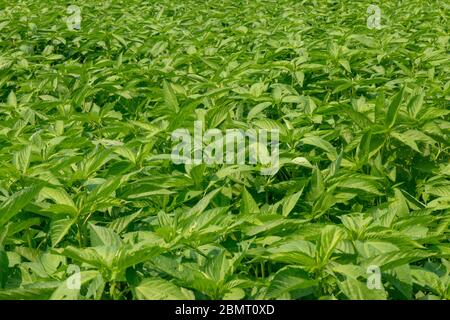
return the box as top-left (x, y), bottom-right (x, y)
top-left (108, 211), bottom-right (141, 234)
top-left (337, 177), bottom-right (383, 196)
top-left (7, 90), bottom-right (17, 106)
top-left (291, 157), bottom-right (313, 169)
top-left (61, 246), bottom-right (104, 269)
top-left (115, 243), bottom-right (163, 271)
top-left (223, 287), bottom-right (246, 300)
top-left (0, 185), bottom-right (43, 227)
top-left (356, 131), bottom-right (372, 164)
top-left (134, 278), bottom-right (195, 300)
top-left (363, 250), bottom-right (435, 271)
top-left (89, 223), bottom-right (122, 248)
top-left (50, 271), bottom-right (99, 300)
top-left (163, 81), bottom-right (179, 113)
top-left (385, 87), bottom-right (405, 129)
top-left (386, 264), bottom-right (413, 299)
top-left (338, 278), bottom-right (387, 300)
top-left (13, 145), bottom-right (31, 174)
top-left (50, 217), bottom-right (76, 247)
top-left (411, 268), bottom-right (445, 297)
top-left (390, 189), bottom-right (409, 217)
top-left (302, 136), bottom-right (337, 156)
top-left (309, 167), bottom-right (325, 202)
top-left (240, 187), bottom-right (260, 214)
top-left (40, 187), bottom-right (77, 215)
top-left (0, 282), bottom-right (59, 300)
top-left (282, 188), bottom-right (304, 217)
top-left (317, 225), bottom-right (344, 266)
top-left (187, 188), bottom-right (221, 215)
top-left (266, 240), bottom-right (316, 266)
top-left (248, 102), bottom-right (271, 120)
top-left (266, 267), bottom-right (318, 299)
top-left (406, 91), bottom-right (424, 119)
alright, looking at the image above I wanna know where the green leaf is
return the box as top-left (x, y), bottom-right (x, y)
top-left (266, 240), bottom-right (316, 266)
top-left (77, 149), bottom-right (111, 180)
top-left (187, 188), bottom-right (221, 216)
top-left (50, 271), bottom-right (100, 300)
top-left (40, 187), bottom-right (77, 215)
top-left (248, 102), bottom-right (271, 120)
top-left (50, 217), bottom-right (76, 247)
top-left (291, 157), bottom-right (313, 169)
top-left (282, 188), bottom-right (304, 217)
top-left (356, 131), bottom-right (372, 164)
top-left (163, 81), bottom-right (179, 113)
top-left (266, 266), bottom-right (318, 299)
top-left (390, 188), bottom-right (409, 217)
top-left (115, 243), bottom-right (163, 271)
top-left (385, 87), bottom-right (405, 129)
top-left (386, 265), bottom-right (412, 299)
top-left (427, 196), bottom-right (450, 210)
top-left (317, 225), bottom-right (344, 266)
top-left (364, 250), bottom-right (435, 271)
top-left (343, 106), bottom-right (373, 129)
top-left (406, 91), bottom-right (424, 119)
top-left (338, 59), bottom-right (351, 73)
top-left (108, 211), bottom-right (141, 234)
top-left (411, 268), bottom-right (445, 297)
top-left (13, 145), bottom-right (31, 174)
top-left (0, 185), bottom-right (43, 227)
top-left (338, 278), bottom-right (387, 300)
top-left (391, 131), bottom-right (420, 152)
top-left (240, 187), bottom-right (260, 214)
top-left (302, 136), bottom-right (337, 156)
top-left (337, 177), bottom-right (383, 196)
top-left (309, 167), bottom-right (325, 202)
top-left (223, 287), bottom-right (246, 300)
top-left (0, 282), bottom-right (58, 300)
top-left (61, 246), bottom-right (104, 269)
top-left (89, 223), bottom-right (122, 248)
top-left (7, 90), bottom-right (17, 107)
top-left (133, 278), bottom-right (195, 300)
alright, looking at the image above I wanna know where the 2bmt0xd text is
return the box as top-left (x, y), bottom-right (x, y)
top-left (171, 121), bottom-right (280, 175)
top-left (219, 304), bottom-right (275, 315)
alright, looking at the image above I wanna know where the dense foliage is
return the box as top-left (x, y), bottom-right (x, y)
top-left (0, 0), bottom-right (449, 300)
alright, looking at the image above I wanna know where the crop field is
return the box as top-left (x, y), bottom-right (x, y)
top-left (0, 0), bottom-right (449, 301)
